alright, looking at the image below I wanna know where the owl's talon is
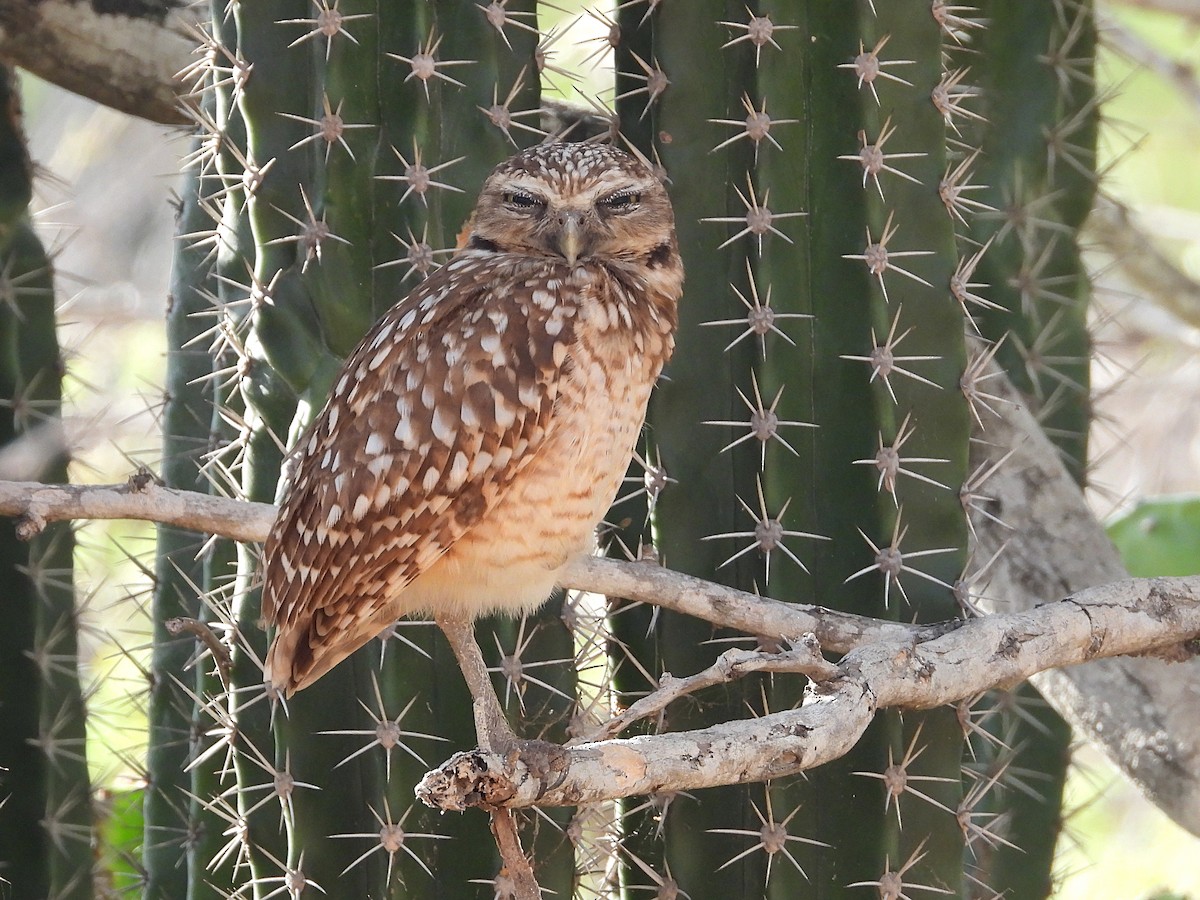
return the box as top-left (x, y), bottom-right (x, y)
top-left (437, 613), bottom-right (519, 752)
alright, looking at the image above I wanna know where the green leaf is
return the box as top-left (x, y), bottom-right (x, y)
top-left (1108, 495), bottom-right (1200, 577)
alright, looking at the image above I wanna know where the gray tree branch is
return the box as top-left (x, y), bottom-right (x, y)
top-left (417, 576), bottom-right (1200, 812)
top-left (971, 369), bottom-right (1200, 836)
top-left (0, 476), bottom-right (954, 655)
top-left (0, 0), bottom-right (197, 125)
top-left (3, 363), bottom-right (1200, 832)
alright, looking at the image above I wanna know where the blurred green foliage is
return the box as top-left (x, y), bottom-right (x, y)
top-left (1109, 495), bottom-right (1200, 577)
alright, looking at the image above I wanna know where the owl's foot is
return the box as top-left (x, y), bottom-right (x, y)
top-left (435, 616), bottom-right (570, 804)
top-left (436, 614), bottom-right (518, 752)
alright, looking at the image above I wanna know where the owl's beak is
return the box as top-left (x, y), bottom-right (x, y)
top-left (555, 212), bottom-right (585, 266)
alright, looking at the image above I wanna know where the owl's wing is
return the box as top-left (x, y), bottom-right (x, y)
top-left (261, 254), bottom-right (574, 693)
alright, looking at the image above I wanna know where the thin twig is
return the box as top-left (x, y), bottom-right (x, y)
top-left (435, 614), bottom-right (541, 899)
top-left (489, 810), bottom-right (541, 900)
top-left (583, 634), bottom-right (840, 743)
top-left (164, 616), bottom-right (232, 692)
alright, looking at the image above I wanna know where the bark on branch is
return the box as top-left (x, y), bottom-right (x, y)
top-left (0, 476), bottom-right (274, 543)
top-left (416, 577), bottom-right (1200, 811)
top-left (3, 473), bottom-right (1200, 823)
top-left (5, 359), bottom-right (1200, 833)
top-left (0, 476), bottom-right (957, 656)
top-left (0, 0), bottom-right (197, 125)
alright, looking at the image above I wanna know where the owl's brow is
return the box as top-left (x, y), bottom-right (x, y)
top-left (495, 175), bottom-right (553, 199)
top-left (499, 171), bottom-right (653, 205)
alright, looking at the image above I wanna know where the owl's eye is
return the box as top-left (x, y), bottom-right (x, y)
top-left (503, 191), bottom-right (544, 210)
top-left (601, 191), bottom-right (641, 211)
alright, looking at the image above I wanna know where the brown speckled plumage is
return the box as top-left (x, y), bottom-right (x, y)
top-left (261, 142), bottom-right (683, 695)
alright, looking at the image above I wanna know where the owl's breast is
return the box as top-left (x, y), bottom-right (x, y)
top-left (396, 283), bottom-right (665, 619)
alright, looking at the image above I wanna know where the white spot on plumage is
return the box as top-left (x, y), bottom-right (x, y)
top-left (461, 399), bottom-right (480, 430)
top-left (422, 467), bottom-right (441, 492)
top-left (469, 450), bottom-right (494, 477)
top-left (518, 381), bottom-right (540, 408)
top-left (432, 406), bottom-right (455, 444)
top-left (369, 322), bottom-right (394, 349)
top-left (494, 398), bottom-right (517, 429)
top-left (447, 451), bottom-right (469, 488)
top-left (393, 418), bottom-right (415, 446)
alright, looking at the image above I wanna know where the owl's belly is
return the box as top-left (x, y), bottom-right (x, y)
top-left (396, 359), bottom-right (652, 619)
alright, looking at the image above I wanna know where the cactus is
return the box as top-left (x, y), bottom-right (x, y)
top-left (611, 3), bottom-right (972, 894)
top-left (118, 0), bottom-right (1097, 897)
top-left (604, 1), bottom-right (1095, 897)
top-left (0, 64), bottom-right (92, 900)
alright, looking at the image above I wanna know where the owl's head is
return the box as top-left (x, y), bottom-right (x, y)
top-left (467, 142), bottom-right (675, 267)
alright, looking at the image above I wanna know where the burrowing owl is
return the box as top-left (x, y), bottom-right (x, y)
top-left (261, 142), bottom-right (682, 696)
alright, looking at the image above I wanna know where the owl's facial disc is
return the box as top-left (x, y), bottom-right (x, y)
top-left (474, 170), bottom-right (668, 266)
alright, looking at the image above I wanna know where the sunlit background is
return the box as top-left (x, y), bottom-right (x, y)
top-left (17, 2), bottom-right (1200, 897)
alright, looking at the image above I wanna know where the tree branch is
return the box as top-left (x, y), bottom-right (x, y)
top-left (3, 475), bottom-right (1200, 822)
top-left (0, 477), bottom-right (275, 543)
top-left (582, 634), bottom-right (840, 743)
top-left (0, 476), bottom-right (954, 657)
top-left (0, 0), bottom-right (197, 126)
top-left (5, 362), bottom-right (1200, 832)
top-left (971, 368), bottom-right (1200, 837)
top-left (416, 576), bottom-right (1200, 812)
